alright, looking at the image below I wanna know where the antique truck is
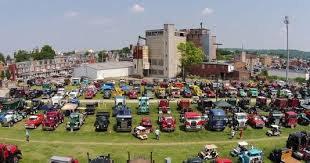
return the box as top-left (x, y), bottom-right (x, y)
top-left (155, 87), bottom-right (167, 99)
top-left (183, 157), bottom-right (204, 163)
top-left (271, 98), bottom-right (288, 111)
top-left (248, 88), bottom-right (259, 97)
top-left (128, 89), bottom-right (138, 99)
top-left (120, 84), bottom-right (130, 95)
top-left (239, 148), bottom-right (263, 163)
top-left (103, 89), bottom-right (112, 99)
top-left (143, 88), bottom-right (154, 99)
top-left (231, 141), bottom-right (249, 157)
top-left (0, 144), bottom-right (22, 163)
top-left (192, 85), bottom-right (203, 97)
top-left (183, 112), bottom-right (204, 131)
top-left (29, 99), bottom-right (43, 114)
top-left (24, 114), bottom-right (44, 129)
top-left (115, 109), bottom-right (132, 132)
top-left (288, 98), bottom-right (300, 109)
top-left (94, 112), bottom-right (110, 131)
top-left (1, 110), bottom-right (25, 127)
top-left (71, 77), bottom-right (80, 85)
top-left (87, 152), bottom-right (114, 163)
top-left (286, 131), bottom-right (310, 161)
top-left (49, 156), bottom-right (79, 163)
top-left (85, 102), bottom-right (98, 115)
top-left (197, 97), bottom-right (213, 113)
top-left (137, 97), bottom-right (150, 115)
top-left (198, 144), bottom-right (219, 160)
top-left (133, 82), bottom-right (141, 93)
top-left (212, 158), bottom-right (233, 163)
top-left (207, 109), bottom-right (227, 131)
top-left (66, 112), bottom-right (85, 131)
top-left (256, 96), bottom-right (267, 109)
top-left (238, 97), bottom-right (251, 110)
top-left (84, 89), bottom-right (95, 99)
top-left (158, 114), bottom-right (176, 132)
top-left (158, 99), bottom-right (170, 114)
top-left (247, 114), bottom-right (265, 129)
top-left (42, 111), bottom-right (64, 131)
top-left (231, 112), bottom-right (248, 130)
top-left (112, 87), bottom-right (124, 98)
top-left (269, 148), bottom-right (301, 163)
top-left (205, 90), bottom-right (216, 98)
top-left (1, 98), bottom-right (24, 111)
top-left (178, 99), bottom-right (192, 114)
top-left (140, 117), bottom-right (153, 133)
top-left (283, 111), bottom-right (298, 128)
top-left (182, 86), bottom-right (193, 98)
top-left (266, 111), bottom-right (284, 127)
top-left (298, 113), bottom-right (310, 126)
top-left (112, 96), bottom-right (126, 117)
top-left (167, 87), bottom-right (181, 98)
top-left (133, 126), bottom-right (148, 140)
top-left (238, 89), bottom-right (247, 97)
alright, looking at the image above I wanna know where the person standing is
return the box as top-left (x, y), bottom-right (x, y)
top-left (230, 126), bottom-right (236, 139)
top-left (25, 129), bottom-right (30, 142)
top-left (239, 128), bottom-right (244, 139)
top-left (155, 128), bottom-right (160, 140)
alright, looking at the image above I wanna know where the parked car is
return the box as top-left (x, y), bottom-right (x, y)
top-left (283, 111), bottom-right (298, 128)
top-left (238, 148), bottom-right (263, 163)
top-left (1, 110), bottom-right (25, 127)
top-left (158, 99), bottom-right (171, 114)
top-left (140, 117), bottom-right (153, 133)
top-left (247, 114), bottom-right (265, 129)
top-left (198, 144), bottom-right (219, 160)
top-left (230, 141), bottom-right (249, 157)
top-left (128, 89), bottom-right (138, 99)
top-left (94, 112), bottom-right (110, 131)
top-left (133, 126), bottom-right (148, 140)
top-left (115, 109), bottom-right (132, 132)
top-left (232, 112), bottom-right (248, 130)
top-left (24, 114), bottom-right (44, 129)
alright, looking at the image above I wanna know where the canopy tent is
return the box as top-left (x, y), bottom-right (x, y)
top-left (214, 100), bottom-right (232, 108)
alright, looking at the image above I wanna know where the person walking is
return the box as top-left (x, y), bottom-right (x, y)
top-left (155, 128), bottom-right (160, 140)
top-left (230, 126), bottom-right (236, 139)
top-left (239, 128), bottom-right (244, 139)
top-left (25, 129), bottom-right (30, 142)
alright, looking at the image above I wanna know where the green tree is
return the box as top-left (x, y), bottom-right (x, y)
top-left (0, 53), bottom-right (5, 63)
top-left (0, 71), bottom-right (5, 79)
top-left (14, 50), bottom-right (31, 62)
top-left (98, 50), bottom-right (107, 62)
top-left (121, 47), bottom-right (131, 54)
top-left (260, 69), bottom-right (269, 77)
top-left (6, 55), bottom-right (11, 62)
top-left (5, 70), bottom-right (10, 80)
top-left (32, 45), bottom-right (56, 60)
top-left (177, 42), bottom-right (204, 80)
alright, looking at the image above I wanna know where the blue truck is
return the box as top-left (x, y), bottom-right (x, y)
top-left (207, 109), bottom-right (227, 131)
top-left (115, 108), bottom-right (132, 132)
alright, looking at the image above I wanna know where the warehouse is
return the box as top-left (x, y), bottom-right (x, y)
top-left (73, 61), bottom-right (134, 80)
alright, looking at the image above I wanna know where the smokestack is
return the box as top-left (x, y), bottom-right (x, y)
top-left (200, 22), bottom-right (203, 29)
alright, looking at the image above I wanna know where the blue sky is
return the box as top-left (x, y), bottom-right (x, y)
top-left (0, 0), bottom-right (309, 54)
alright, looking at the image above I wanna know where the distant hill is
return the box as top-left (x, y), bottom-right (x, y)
top-left (222, 48), bottom-right (310, 60)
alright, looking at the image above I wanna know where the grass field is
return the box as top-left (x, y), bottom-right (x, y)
top-left (0, 102), bottom-right (309, 163)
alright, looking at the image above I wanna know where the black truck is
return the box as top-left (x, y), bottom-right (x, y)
top-left (86, 102), bottom-right (98, 115)
top-left (94, 112), bottom-right (110, 131)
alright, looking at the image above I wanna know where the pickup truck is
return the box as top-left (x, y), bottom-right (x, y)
top-left (42, 111), bottom-right (64, 130)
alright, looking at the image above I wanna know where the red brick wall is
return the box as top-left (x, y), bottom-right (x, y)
top-left (187, 63), bottom-right (229, 79)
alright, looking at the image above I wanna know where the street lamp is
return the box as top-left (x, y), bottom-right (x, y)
top-left (284, 16), bottom-right (289, 82)
top-left (213, 43), bottom-right (223, 102)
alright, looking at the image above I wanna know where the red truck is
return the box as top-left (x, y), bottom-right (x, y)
top-left (247, 114), bottom-right (265, 129)
top-left (24, 114), bottom-right (44, 129)
top-left (284, 111), bottom-right (298, 128)
top-left (84, 89), bottom-right (94, 99)
top-left (184, 112), bottom-right (205, 131)
top-left (42, 111), bottom-right (64, 130)
top-left (158, 114), bottom-right (176, 132)
top-left (128, 90), bottom-right (138, 99)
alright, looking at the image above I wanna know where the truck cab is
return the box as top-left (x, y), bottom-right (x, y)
top-left (184, 112), bottom-right (204, 131)
top-left (239, 148), bottom-right (263, 163)
top-left (115, 109), bottom-right (132, 132)
top-left (208, 109), bottom-right (227, 131)
top-left (284, 111), bottom-right (297, 128)
top-left (233, 113), bottom-right (248, 130)
top-left (94, 112), bottom-right (110, 131)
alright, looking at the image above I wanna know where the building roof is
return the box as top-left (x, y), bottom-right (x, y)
top-left (86, 61), bottom-right (133, 70)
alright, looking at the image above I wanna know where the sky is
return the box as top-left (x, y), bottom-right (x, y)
top-left (0, 0), bottom-right (309, 55)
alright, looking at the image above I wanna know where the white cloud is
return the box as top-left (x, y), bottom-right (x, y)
top-left (64, 11), bottom-right (79, 17)
top-left (202, 8), bottom-right (214, 16)
top-left (131, 4), bottom-right (145, 13)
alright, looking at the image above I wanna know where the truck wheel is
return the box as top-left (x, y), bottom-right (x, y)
top-left (11, 154), bottom-right (19, 163)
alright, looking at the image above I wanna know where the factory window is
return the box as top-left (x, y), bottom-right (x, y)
top-left (134, 64), bottom-right (136, 69)
top-left (158, 60), bottom-right (163, 66)
top-left (158, 70), bottom-right (163, 75)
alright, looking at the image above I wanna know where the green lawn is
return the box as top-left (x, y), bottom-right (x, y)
top-left (0, 102), bottom-right (309, 162)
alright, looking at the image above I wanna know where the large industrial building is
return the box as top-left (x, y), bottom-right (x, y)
top-left (181, 28), bottom-right (217, 61)
top-left (133, 24), bottom-right (186, 78)
top-left (73, 61), bottom-right (133, 80)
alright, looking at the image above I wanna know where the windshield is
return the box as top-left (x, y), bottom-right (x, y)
top-left (237, 115), bottom-right (247, 119)
top-left (29, 117), bottom-right (37, 121)
top-left (70, 114), bottom-right (79, 119)
top-left (213, 116), bottom-right (225, 121)
top-left (187, 116), bottom-right (201, 120)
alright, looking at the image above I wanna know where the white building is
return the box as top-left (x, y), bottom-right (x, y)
top-left (73, 61), bottom-right (133, 80)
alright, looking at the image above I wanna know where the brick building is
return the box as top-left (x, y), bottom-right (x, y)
top-left (260, 55), bottom-right (272, 67)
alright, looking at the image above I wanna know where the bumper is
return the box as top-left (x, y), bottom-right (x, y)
top-left (255, 124), bottom-right (264, 128)
top-left (42, 126), bottom-right (55, 130)
top-left (25, 125), bottom-right (36, 129)
top-left (116, 127), bottom-right (131, 132)
top-left (161, 127), bottom-right (175, 132)
top-left (185, 126), bottom-right (202, 131)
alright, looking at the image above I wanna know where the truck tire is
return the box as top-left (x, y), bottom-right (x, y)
top-left (10, 154), bottom-right (20, 163)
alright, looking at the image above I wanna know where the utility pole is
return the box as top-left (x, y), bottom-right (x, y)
top-left (213, 43), bottom-right (223, 102)
top-left (284, 16), bottom-right (289, 82)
